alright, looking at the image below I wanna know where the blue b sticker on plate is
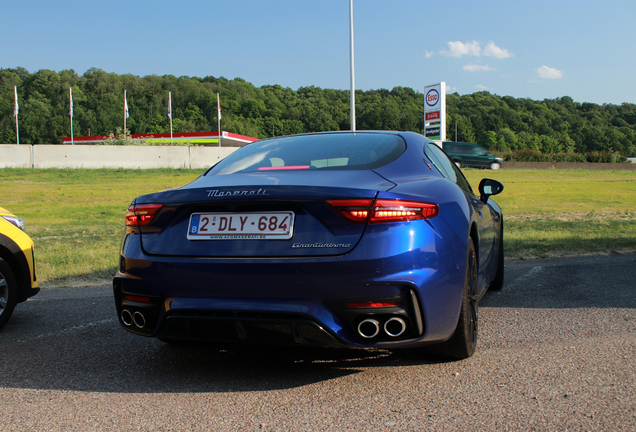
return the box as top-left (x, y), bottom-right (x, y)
top-left (189, 214), bottom-right (200, 234)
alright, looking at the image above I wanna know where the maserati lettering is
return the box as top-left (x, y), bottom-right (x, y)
top-left (207, 188), bottom-right (267, 197)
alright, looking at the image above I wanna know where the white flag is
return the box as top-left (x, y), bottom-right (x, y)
top-left (168, 92), bottom-right (172, 119)
top-left (217, 92), bottom-right (221, 120)
top-left (124, 91), bottom-right (130, 119)
top-left (14, 86), bottom-right (19, 117)
top-left (69, 87), bottom-right (74, 117)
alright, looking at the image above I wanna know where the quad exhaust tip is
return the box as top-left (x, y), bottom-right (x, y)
top-left (358, 319), bottom-right (380, 339)
top-left (133, 311), bottom-right (146, 328)
top-left (121, 309), bottom-right (133, 326)
top-left (384, 317), bottom-right (406, 337)
top-left (357, 317), bottom-right (407, 339)
top-left (121, 309), bottom-right (146, 329)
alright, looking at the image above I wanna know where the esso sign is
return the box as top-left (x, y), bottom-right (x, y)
top-left (426, 89), bottom-right (439, 107)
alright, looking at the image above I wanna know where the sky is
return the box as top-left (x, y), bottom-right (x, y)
top-left (2, 0), bottom-right (635, 105)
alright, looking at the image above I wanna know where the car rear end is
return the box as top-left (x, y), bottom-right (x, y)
top-left (114, 133), bottom-right (466, 348)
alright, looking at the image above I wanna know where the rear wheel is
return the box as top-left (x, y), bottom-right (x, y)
top-left (0, 259), bottom-right (18, 330)
top-left (490, 162), bottom-right (501, 170)
top-left (434, 238), bottom-right (478, 359)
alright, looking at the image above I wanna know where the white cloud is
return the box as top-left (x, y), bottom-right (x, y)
top-left (476, 84), bottom-right (489, 91)
top-left (463, 64), bottom-right (495, 72)
top-left (425, 50), bottom-right (435, 58)
top-left (437, 40), bottom-right (513, 59)
top-left (441, 40), bottom-right (482, 57)
top-left (483, 41), bottom-right (514, 59)
top-left (537, 65), bottom-right (564, 79)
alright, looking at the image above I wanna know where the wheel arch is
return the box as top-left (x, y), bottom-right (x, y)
top-left (0, 234), bottom-right (36, 303)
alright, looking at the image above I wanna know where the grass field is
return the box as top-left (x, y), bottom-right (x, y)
top-left (1, 167), bottom-right (635, 287)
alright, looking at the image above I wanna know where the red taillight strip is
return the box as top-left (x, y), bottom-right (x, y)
top-left (326, 198), bottom-right (438, 223)
top-left (124, 295), bottom-right (151, 303)
top-left (326, 199), bottom-right (374, 223)
top-left (125, 203), bottom-right (163, 227)
top-left (369, 199), bottom-right (438, 223)
top-left (346, 301), bottom-right (402, 308)
top-left (258, 165), bottom-right (310, 171)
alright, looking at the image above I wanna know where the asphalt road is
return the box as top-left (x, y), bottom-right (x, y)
top-left (1, 254), bottom-right (635, 431)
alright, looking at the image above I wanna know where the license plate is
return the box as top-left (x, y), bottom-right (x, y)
top-left (187, 212), bottom-right (295, 240)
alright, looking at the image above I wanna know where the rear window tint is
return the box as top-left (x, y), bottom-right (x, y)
top-left (208, 133), bottom-right (406, 175)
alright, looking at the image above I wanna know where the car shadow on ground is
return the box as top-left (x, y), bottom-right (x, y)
top-left (2, 254), bottom-right (634, 394)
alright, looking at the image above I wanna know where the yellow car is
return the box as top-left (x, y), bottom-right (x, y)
top-left (0, 207), bottom-right (39, 329)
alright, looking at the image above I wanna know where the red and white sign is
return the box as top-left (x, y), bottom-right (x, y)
top-left (426, 111), bottom-right (440, 121)
top-left (424, 82), bottom-right (447, 144)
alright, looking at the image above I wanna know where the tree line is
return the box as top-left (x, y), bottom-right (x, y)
top-left (1, 67), bottom-right (635, 157)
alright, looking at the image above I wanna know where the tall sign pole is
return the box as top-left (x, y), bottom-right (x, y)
top-left (14, 86), bottom-right (19, 145)
top-left (424, 82), bottom-right (446, 146)
top-left (349, 0), bottom-right (356, 131)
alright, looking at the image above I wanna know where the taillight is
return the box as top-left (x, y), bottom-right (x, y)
top-left (125, 204), bottom-right (163, 227)
top-left (124, 295), bottom-right (151, 303)
top-left (370, 199), bottom-right (438, 222)
top-left (326, 198), bottom-right (438, 223)
top-left (325, 199), bottom-right (374, 223)
top-left (346, 301), bottom-right (402, 308)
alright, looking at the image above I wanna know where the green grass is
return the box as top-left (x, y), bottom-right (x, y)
top-left (1, 168), bottom-right (201, 287)
top-left (463, 169), bottom-right (636, 259)
top-left (1, 168), bottom-right (635, 287)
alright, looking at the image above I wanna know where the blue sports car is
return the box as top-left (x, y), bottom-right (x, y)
top-left (114, 131), bottom-right (504, 359)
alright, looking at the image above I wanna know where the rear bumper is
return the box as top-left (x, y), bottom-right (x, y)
top-left (113, 221), bottom-right (467, 348)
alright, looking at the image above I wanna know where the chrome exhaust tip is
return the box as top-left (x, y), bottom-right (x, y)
top-left (121, 309), bottom-right (133, 326)
top-left (133, 311), bottom-right (146, 329)
top-left (358, 319), bottom-right (380, 339)
top-left (384, 317), bottom-right (406, 337)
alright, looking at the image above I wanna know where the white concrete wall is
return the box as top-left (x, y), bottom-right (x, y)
top-left (0, 144), bottom-right (239, 169)
top-left (190, 146), bottom-right (238, 169)
top-left (0, 145), bottom-right (32, 168)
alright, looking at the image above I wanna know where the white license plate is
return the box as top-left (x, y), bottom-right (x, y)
top-left (187, 212), bottom-right (295, 240)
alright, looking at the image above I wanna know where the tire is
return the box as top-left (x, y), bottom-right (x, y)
top-left (490, 162), bottom-right (501, 170)
top-left (0, 258), bottom-right (18, 330)
top-left (454, 161), bottom-right (462, 168)
top-left (489, 221), bottom-right (505, 291)
top-left (434, 238), bottom-right (478, 359)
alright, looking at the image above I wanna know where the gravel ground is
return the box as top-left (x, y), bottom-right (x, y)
top-left (1, 254), bottom-right (634, 431)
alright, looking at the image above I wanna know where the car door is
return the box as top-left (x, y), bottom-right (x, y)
top-left (424, 144), bottom-right (496, 284)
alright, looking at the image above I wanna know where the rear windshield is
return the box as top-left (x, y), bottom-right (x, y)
top-left (207, 133), bottom-right (406, 175)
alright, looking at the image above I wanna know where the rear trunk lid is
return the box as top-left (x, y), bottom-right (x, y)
top-left (135, 170), bottom-right (396, 258)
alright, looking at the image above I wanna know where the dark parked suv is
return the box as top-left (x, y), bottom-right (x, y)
top-left (442, 142), bottom-right (503, 170)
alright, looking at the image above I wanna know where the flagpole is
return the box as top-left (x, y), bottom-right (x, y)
top-left (168, 91), bottom-right (173, 145)
top-left (14, 86), bottom-right (19, 145)
top-left (124, 90), bottom-right (127, 139)
top-left (217, 92), bottom-right (222, 147)
top-left (70, 87), bottom-right (74, 145)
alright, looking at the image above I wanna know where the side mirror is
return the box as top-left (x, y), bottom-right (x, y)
top-left (478, 178), bottom-right (504, 203)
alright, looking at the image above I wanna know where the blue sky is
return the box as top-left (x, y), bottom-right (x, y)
top-left (2, 0), bottom-right (634, 105)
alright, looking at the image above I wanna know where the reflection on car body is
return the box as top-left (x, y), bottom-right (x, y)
top-left (443, 141), bottom-right (503, 170)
